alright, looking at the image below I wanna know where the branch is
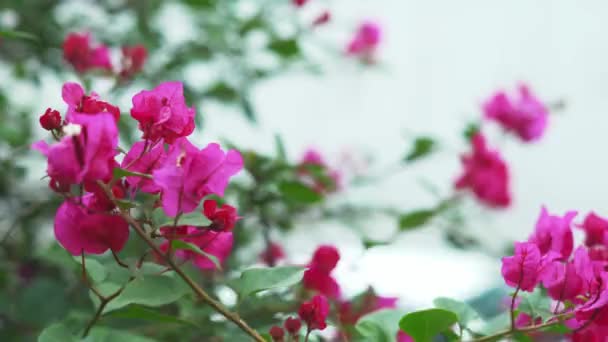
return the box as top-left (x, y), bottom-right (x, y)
top-left (470, 312), bottom-right (573, 342)
top-left (97, 182), bottom-right (265, 342)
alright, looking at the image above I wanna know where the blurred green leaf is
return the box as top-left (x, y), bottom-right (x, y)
top-left (268, 39), bottom-right (300, 58)
top-left (279, 181), bottom-right (322, 204)
top-left (463, 122), bottom-right (480, 141)
top-left (274, 134), bottom-right (287, 161)
top-left (205, 82), bottom-right (239, 102)
top-left (398, 209), bottom-right (436, 230)
top-left (404, 136), bottom-right (435, 163)
top-left (38, 323), bottom-right (75, 342)
top-left (107, 304), bottom-right (199, 328)
top-left (399, 308), bottom-right (458, 342)
top-left (232, 266), bottom-right (305, 298)
top-left (85, 327), bottom-right (156, 342)
top-left (517, 288), bottom-right (552, 322)
top-left (74, 257), bottom-right (108, 284)
top-left (355, 309), bottom-right (403, 342)
top-left (151, 208), bottom-right (211, 228)
top-left (0, 30), bottom-right (38, 42)
top-left (170, 239), bottom-right (221, 270)
top-left (433, 297), bottom-right (479, 327)
top-left (16, 278), bottom-right (69, 325)
top-left (112, 167), bottom-right (151, 180)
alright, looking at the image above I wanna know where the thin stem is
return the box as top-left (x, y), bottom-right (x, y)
top-left (470, 312), bottom-right (572, 342)
top-left (111, 250), bottom-right (129, 268)
top-left (510, 286), bottom-right (520, 330)
top-left (97, 182), bottom-right (265, 342)
top-left (82, 285), bottom-right (125, 338)
top-left (304, 328), bottom-right (311, 342)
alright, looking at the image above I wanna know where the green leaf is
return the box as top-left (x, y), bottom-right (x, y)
top-left (240, 96), bottom-right (257, 123)
top-left (278, 181), bottom-right (322, 204)
top-left (399, 308), bottom-right (458, 342)
top-left (274, 134), bottom-right (287, 161)
top-left (268, 39), bottom-right (300, 58)
top-left (517, 288), bottom-right (552, 322)
top-left (512, 332), bottom-right (534, 342)
top-left (84, 327), bottom-right (156, 342)
top-left (151, 208), bottom-right (211, 228)
top-left (170, 239), bottom-right (222, 270)
top-left (433, 297), bottom-right (479, 327)
top-left (0, 30), bottom-right (38, 42)
top-left (112, 167), bottom-right (151, 180)
top-left (355, 309), bottom-right (403, 342)
top-left (115, 199), bottom-right (138, 210)
top-left (38, 323), bottom-right (76, 342)
top-left (98, 275), bottom-right (190, 313)
top-left (74, 257), bottom-right (107, 284)
top-left (404, 136), bottom-right (436, 163)
top-left (398, 209), bottom-right (436, 230)
top-left (107, 304), bottom-right (199, 327)
top-left (205, 82), bottom-right (239, 102)
top-left (463, 122), bottom-right (480, 141)
top-left (232, 266), bottom-right (305, 298)
top-left (16, 278), bottom-right (69, 325)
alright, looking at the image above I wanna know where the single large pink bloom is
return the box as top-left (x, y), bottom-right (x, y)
top-left (346, 21), bottom-right (382, 58)
top-left (121, 141), bottom-right (166, 193)
top-left (501, 242), bottom-right (551, 292)
top-left (529, 206), bottom-right (576, 260)
top-left (454, 133), bottom-right (511, 208)
top-left (579, 212), bottom-right (608, 247)
top-left (54, 195), bottom-right (129, 255)
top-left (130, 81), bottom-right (196, 143)
top-left (33, 112), bottom-right (118, 188)
top-left (303, 245), bottom-right (341, 298)
top-left (63, 32), bottom-right (112, 73)
top-left (152, 138), bottom-right (243, 217)
top-left (159, 226), bottom-right (233, 270)
top-left (62, 82), bottom-right (120, 122)
top-left (483, 84), bottom-right (548, 142)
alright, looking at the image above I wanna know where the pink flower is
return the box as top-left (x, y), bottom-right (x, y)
top-left (529, 206), bottom-right (576, 260)
top-left (121, 141), bottom-right (166, 193)
top-left (346, 21), bottom-right (382, 61)
top-left (259, 242), bottom-right (286, 266)
top-left (298, 148), bottom-right (342, 193)
top-left (579, 212), bottom-right (608, 247)
top-left (483, 84), bottom-right (548, 142)
top-left (152, 138), bottom-right (243, 217)
top-left (159, 226), bottom-right (233, 270)
top-left (301, 148), bottom-right (326, 166)
top-left (397, 331), bottom-right (414, 342)
top-left (39, 108), bottom-right (62, 131)
top-left (542, 260), bottom-right (584, 302)
top-left (292, 0), bottom-right (308, 7)
top-left (303, 245), bottom-right (341, 298)
top-left (63, 32), bottom-right (112, 73)
top-left (203, 200), bottom-right (239, 232)
top-left (33, 112), bottom-right (118, 189)
top-left (454, 133), bottom-right (511, 208)
top-left (119, 45), bottom-right (147, 79)
top-left (338, 290), bottom-right (398, 327)
top-left (54, 194), bottom-right (129, 255)
top-left (298, 295), bottom-right (330, 331)
top-left (501, 242), bottom-right (546, 291)
top-left (62, 82), bottom-right (120, 122)
top-left (284, 317), bottom-right (302, 336)
top-left (313, 11), bottom-right (331, 26)
top-left (268, 325), bottom-right (285, 342)
top-left (130, 81), bottom-right (196, 143)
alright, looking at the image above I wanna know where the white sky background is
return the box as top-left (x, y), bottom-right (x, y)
top-left (5, 0), bottom-right (608, 309)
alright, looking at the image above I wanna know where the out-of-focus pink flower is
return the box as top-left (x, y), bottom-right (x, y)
top-left (454, 133), bottom-right (511, 208)
top-left (579, 212), bottom-right (608, 247)
top-left (313, 11), bottom-right (331, 26)
top-left (54, 194), bottom-right (129, 255)
top-left (501, 242), bottom-right (554, 291)
top-left (338, 290), bottom-right (398, 327)
top-left (152, 138), bottom-right (243, 217)
top-left (130, 81), bottom-right (196, 143)
top-left (292, 0), bottom-right (308, 7)
top-left (483, 84), bottom-right (548, 142)
top-left (396, 331), bottom-right (414, 342)
top-left (284, 317), bottom-right (302, 336)
top-left (303, 245), bottom-right (341, 298)
top-left (119, 45), bottom-right (147, 79)
top-left (203, 200), bottom-right (239, 232)
top-left (298, 295), bottom-right (330, 331)
top-left (63, 32), bottom-right (112, 73)
top-left (159, 226), bottom-right (233, 270)
top-left (39, 108), bottom-right (62, 131)
top-left (298, 148), bottom-right (342, 193)
top-left (268, 325), bottom-right (285, 342)
top-left (259, 242), bottom-right (286, 266)
top-left (62, 82), bottom-right (120, 122)
top-left (346, 21), bottom-right (381, 62)
top-left (33, 112), bottom-right (118, 189)
top-left (529, 206), bottom-right (576, 260)
top-left (121, 141), bottom-right (166, 193)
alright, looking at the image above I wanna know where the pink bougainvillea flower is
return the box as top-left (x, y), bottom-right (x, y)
top-left (159, 226), bottom-right (233, 270)
top-left (303, 245), bottom-right (341, 298)
top-left (259, 242), bottom-right (286, 266)
top-left (298, 148), bottom-right (342, 193)
top-left (501, 242), bottom-right (556, 292)
top-left (346, 21), bottom-right (381, 61)
top-left (39, 108), bottom-right (62, 131)
top-left (284, 317), bottom-right (302, 336)
top-left (268, 325), bottom-right (285, 342)
top-left (528, 206), bottom-right (576, 260)
top-left (396, 331), bottom-right (414, 342)
top-left (203, 199), bottom-right (239, 232)
top-left (63, 32), bottom-right (112, 73)
top-left (542, 260), bottom-right (584, 302)
top-left (338, 290), bottom-right (398, 327)
top-left (152, 138), bottom-right (243, 217)
top-left (119, 44), bottom-right (147, 79)
top-left (454, 133), bottom-right (511, 208)
top-left (483, 84), bottom-right (548, 142)
top-left (298, 295), bottom-right (330, 331)
top-left (33, 112), bottom-right (118, 188)
top-left (313, 11), bottom-right (331, 26)
top-left (579, 212), bottom-right (608, 247)
top-left (54, 194), bottom-right (129, 255)
top-left (121, 141), bottom-right (166, 193)
top-left (130, 81), bottom-right (196, 143)
top-left (62, 82), bottom-right (120, 122)
top-left (292, 0), bottom-right (308, 7)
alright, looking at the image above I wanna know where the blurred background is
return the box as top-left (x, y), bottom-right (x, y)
top-left (2, 0), bottom-right (608, 338)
